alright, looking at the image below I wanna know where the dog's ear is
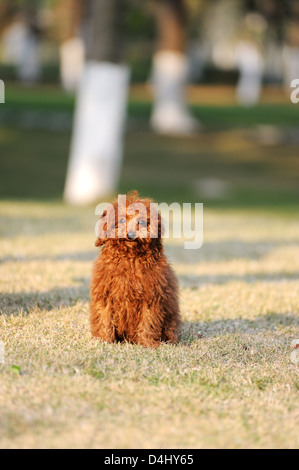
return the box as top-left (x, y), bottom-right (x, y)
top-left (95, 210), bottom-right (108, 247)
top-left (95, 237), bottom-right (104, 247)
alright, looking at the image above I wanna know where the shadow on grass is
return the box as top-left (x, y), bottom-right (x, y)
top-left (0, 251), bottom-right (96, 265)
top-left (180, 313), bottom-right (299, 342)
top-left (178, 271), bottom-right (299, 287)
top-left (1, 236), bottom-right (299, 266)
top-left (166, 239), bottom-right (299, 264)
top-left (0, 278), bottom-right (89, 315)
top-left (0, 214), bottom-right (88, 238)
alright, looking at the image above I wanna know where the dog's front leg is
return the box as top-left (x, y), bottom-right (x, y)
top-left (92, 322), bottom-right (116, 343)
top-left (136, 306), bottom-right (163, 349)
top-left (90, 302), bottom-right (116, 343)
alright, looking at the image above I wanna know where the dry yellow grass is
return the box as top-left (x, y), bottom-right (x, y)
top-left (0, 201), bottom-right (298, 449)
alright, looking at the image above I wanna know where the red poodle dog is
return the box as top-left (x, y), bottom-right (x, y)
top-left (90, 191), bottom-right (181, 348)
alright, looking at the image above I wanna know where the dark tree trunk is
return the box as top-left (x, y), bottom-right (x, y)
top-left (85, 0), bottom-right (127, 63)
top-left (153, 0), bottom-right (187, 52)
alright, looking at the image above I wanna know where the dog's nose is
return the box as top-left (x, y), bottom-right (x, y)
top-left (127, 232), bottom-right (136, 239)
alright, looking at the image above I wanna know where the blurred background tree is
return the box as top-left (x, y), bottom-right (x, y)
top-left (0, 0), bottom-right (298, 85)
top-left (0, 0), bottom-right (298, 206)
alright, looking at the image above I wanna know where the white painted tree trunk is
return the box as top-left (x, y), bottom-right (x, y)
top-left (64, 62), bottom-right (129, 205)
top-left (17, 32), bottom-right (40, 83)
top-left (150, 51), bottom-right (199, 135)
top-left (2, 21), bottom-right (41, 83)
top-left (235, 41), bottom-right (264, 106)
top-left (282, 45), bottom-right (299, 90)
top-left (60, 38), bottom-right (85, 93)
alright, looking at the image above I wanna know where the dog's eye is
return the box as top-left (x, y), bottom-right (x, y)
top-left (119, 218), bottom-right (126, 224)
top-left (139, 220), bottom-right (147, 227)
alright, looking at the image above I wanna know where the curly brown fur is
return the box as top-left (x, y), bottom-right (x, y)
top-left (90, 191), bottom-right (181, 348)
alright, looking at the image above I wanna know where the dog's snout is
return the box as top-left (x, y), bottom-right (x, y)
top-left (127, 231), bottom-right (136, 239)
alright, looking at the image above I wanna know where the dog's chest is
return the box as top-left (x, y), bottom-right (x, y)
top-left (109, 259), bottom-right (158, 301)
top-left (96, 255), bottom-right (167, 340)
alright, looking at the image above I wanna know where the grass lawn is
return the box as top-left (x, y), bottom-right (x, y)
top-left (0, 202), bottom-right (298, 448)
top-left (0, 84), bottom-right (298, 448)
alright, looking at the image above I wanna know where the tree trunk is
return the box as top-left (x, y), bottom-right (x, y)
top-left (85, 0), bottom-right (126, 63)
top-left (64, 0), bottom-right (129, 205)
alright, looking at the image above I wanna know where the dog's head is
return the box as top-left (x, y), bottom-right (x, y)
top-left (95, 191), bottom-right (163, 252)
